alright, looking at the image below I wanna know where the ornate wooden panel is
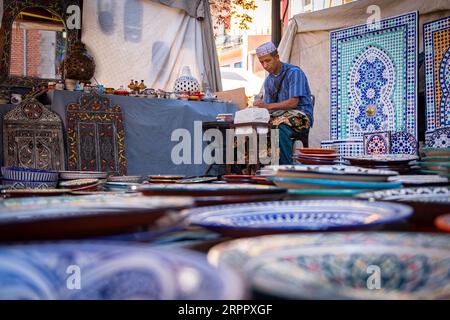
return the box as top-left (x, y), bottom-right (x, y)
top-left (66, 92), bottom-right (127, 175)
top-left (3, 98), bottom-right (65, 170)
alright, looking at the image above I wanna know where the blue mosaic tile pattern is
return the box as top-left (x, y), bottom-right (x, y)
top-left (391, 131), bottom-right (417, 155)
top-left (424, 16), bottom-right (450, 132)
top-left (330, 12), bottom-right (418, 140)
top-left (425, 127), bottom-right (450, 148)
top-left (363, 132), bottom-right (390, 155)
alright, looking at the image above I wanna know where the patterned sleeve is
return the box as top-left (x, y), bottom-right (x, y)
top-left (287, 67), bottom-right (308, 99)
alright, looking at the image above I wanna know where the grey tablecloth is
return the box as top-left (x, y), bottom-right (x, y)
top-left (1, 90), bottom-right (237, 176)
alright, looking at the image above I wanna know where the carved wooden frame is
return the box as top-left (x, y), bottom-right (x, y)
top-left (0, 0), bottom-right (81, 88)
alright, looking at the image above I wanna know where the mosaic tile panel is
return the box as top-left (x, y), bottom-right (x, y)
top-left (391, 131), bottom-right (417, 155)
top-left (425, 127), bottom-right (450, 148)
top-left (363, 132), bottom-right (390, 155)
top-left (330, 12), bottom-right (418, 140)
top-left (321, 139), bottom-right (364, 159)
top-left (424, 16), bottom-right (450, 132)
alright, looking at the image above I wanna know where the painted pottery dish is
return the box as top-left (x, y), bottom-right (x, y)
top-left (207, 232), bottom-right (450, 299)
top-left (297, 148), bottom-right (337, 154)
top-left (1, 180), bottom-right (58, 189)
top-left (275, 165), bottom-right (398, 182)
top-left (59, 171), bottom-right (109, 180)
top-left (1, 188), bottom-right (72, 198)
top-left (107, 176), bottom-right (144, 183)
top-left (138, 183), bottom-right (286, 197)
top-left (435, 214), bottom-right (450, 233)
top-left (175, 177), bottom-right (218, 184)
top-left (59, 178), bottom-right (99, 188)
top-left (286, 189), bottom-right (368, 199)
top-left (387, 175), bottom-right (449, 186)
top-left (185, 200), bottom-right (412, 236)
top-left (345, 154), bottom-right (419, 165)
top-left (1, 167), bottom-right (59, 182)
top-left (0, 195), bottom-right (193, 241)
top-left (0, 242), bottom-right (245, 299)
top-left (356, 187), bottom-right (450, 226)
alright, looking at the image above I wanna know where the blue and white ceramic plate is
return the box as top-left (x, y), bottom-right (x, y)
top-left (425, 128), bottom-right (450, 148)
top-left (208, 232), bottom-right (450, 300)
top-left (0, 242), bottom-right (245, 299)
top-left (387, 175), bottom-right (448, 186)
top-left (287, 189), bottom-right (368, 199)
top-left (1, 167), bottom-right (59, 182)
top-left (186, 200), bottom-right (412, 236)
top-left (270, 177), bottom-right (402, 190)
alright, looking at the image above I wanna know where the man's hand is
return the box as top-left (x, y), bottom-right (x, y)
top-left (254, 99), bottom-right (269, 109)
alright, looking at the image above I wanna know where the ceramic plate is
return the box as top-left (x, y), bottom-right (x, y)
top-left (186, 200), bottom-right (412, 236)
top-left (0, 195), bottom-right (193, 241)
top-left (138, 183), bottom-right (286, 197)
top-left (175, 177), bottom-right (218, 184)
top-left (297, 148), bottom-right (337, 154)
top-left (59, 171), bottom-right (109, 180)
top-left (1, 188), bottom-right (72, 198)
top-left (107, 176), bottom-right (144, 183)
top-left (345, 154), bottom-right (419, 164)
top-left (1, 167), bottom-right (59, 182)
top-left (356, 187), bottom-right (450, 204)
top-left (435, 214), bottom-right (450, 233)
top-left (287, 189), bottom-right (367, 199)
top-left (59, 178), bottom-right (99, 188)
top-left (0, 242), bottom-right (245, 299)
top-left (208, 232), bottom-right (450, 299)
top-left (388, 175), bottom-right (449, 186)
top-left (276, 165), bottom-right (397, 182)
top-left (270, 177), bottom-right (402, 190)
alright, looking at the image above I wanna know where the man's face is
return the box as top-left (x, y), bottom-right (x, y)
top-left (258, 53), bottom-right (280, 74)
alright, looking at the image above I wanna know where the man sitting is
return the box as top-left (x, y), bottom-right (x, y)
top-left (253, 41), bottom-right (314, 165)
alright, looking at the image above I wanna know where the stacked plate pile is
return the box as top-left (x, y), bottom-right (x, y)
top-left (418, 148), bottom-right (450, 178)
top-left (344, 155), bottom-right (419, 174)
top-left (269, 165), bottom-right (400, 198)
top-left (148, 175), bottom-right (185, 183)
top-left (59, 171), bottom-right (109, 192)
top-left (293, 148), bottom-right (338, 165)
top-left (104, 176), bottom-right (145, 192)
top-left (1, 167), bottom-right (59, 189)
top-left (221, 174), bottom-right (255, 184)
top-left (216, 113), bottom-right (234, 122)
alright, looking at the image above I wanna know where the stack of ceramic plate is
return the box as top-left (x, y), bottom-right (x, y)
top-left (269, 165), bottom-right (400, 198)
top-left (185, 200), bottom-right (412, 237)
top-left (418, 148), bottom-right (450, 177)
top-left (208, 232), bottom-right (450, 299)
top-left (148, 175), bottom-right (185, 183)
top-left (293, 148), bottom-right (338, 165)
top-left (1, 167), bottom-right (59, 189)
top-left (175, 176), bottom-right (217, 184)
top-left (344, 155), bottom-right (419, 174)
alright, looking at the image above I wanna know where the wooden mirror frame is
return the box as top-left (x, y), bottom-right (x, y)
top-left (0, 0), bottom-right (81, 88)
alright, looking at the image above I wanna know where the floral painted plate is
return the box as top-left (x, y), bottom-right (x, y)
top-left (345, 154), bottom-right (419, 164)
top-left (185, 200), bottom-right (412, 236)
top-left (0, 242), bottom-right (245, 299)
top-left (208, 232), bottom-right (450, 300)
top-left (59, 171), bottom-right (109, 180)
top-left (270, 177), bottom-right (402, 190)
